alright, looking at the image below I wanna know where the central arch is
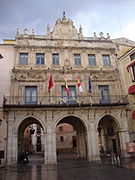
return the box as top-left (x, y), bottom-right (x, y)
top-left (17, 117), bottom-right (45, 164)
top-left (55, 115), bottom-right (88, 160)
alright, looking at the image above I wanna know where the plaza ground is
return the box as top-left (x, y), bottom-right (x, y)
top-left (0, 153), bottom-right (135, 180)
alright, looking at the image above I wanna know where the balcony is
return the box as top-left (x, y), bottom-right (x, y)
top-left (3, 95), bottom-right (128, 108)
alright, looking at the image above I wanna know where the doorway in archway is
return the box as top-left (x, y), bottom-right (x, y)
top-left (56, 116), bottom-right (88, 160)
top-left (97, 115), bottom-right (121, 155)
top-left (18, 117), bottom-right (44, 164)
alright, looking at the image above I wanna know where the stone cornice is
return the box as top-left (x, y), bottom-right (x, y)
top-left (14, 45), bottom-right (115, 51)
top-left (16, 36), bottom-right (113, 42)
top-left (12, 67), bottom-right (118, 73)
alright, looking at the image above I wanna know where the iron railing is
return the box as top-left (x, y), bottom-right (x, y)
top-left (100, 152), bottom-right (125, 168)
top-left (3, 95), bottom-right (128, 106)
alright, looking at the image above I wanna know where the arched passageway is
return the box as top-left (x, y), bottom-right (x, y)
top-left (97, 115), bottom-right (121, 155)
top-left (18, 117), bottom-right (44, 164)
top-left (56, 116), bottom-right (88, 160)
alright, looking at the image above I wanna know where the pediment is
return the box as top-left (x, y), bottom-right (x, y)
top-left (52, 13), bottom-right (78, 39)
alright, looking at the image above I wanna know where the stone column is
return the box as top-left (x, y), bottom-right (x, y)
top-left (44, 123), bottom-right (57, 165)
top-left (77, 133), bottom-right (86, 157)
top-left (119, 131), bottom-right (130, 157)
top-left (88, 122), bottom-right (100, 161)
top-left (7, 121), bottom-right (18, 165)
top-left (12, 133), bottom-right (18, 164)
top-left (86, 130), bottom-right (92, 161)
top-left (119, 115), bottom-right (130, 157)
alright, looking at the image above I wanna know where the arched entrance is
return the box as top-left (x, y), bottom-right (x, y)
top-left (55, 116), bottom-right (88, 160)
top-left (18, 117), bottom-right (45, 164)
top-left (97, 115), bottom-right (120, 155)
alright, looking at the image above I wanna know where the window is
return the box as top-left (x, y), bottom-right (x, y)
top-left (74, 54), bottom-right (81, 65)
top-left (59, 126), bottom-right (63, 131)
top-left (52, 53), bottom-right (59, 65)
top-left (130, 53), bottom-right (135, 61)
top-left (102, 55), bottom-right (111, 66)
top-left (19, 53), bottom-right (28, 65)
top-left (60, 136), bottom-right (64, 142)
top-left (36, 53), bottom-right (44, 65)
top-left (98, 85), bottom-right (110, 103)
top-left (25, 86), bottom-right (37, 104)
top-left (61, 86), bottom-right (76, 104)
top-left (88, 54), bottom-right (96, 66)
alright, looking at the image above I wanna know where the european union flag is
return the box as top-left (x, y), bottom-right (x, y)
top-left (88, 75), bottom-right (92, 93)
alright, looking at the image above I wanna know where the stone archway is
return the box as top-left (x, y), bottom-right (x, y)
top-left (17, 117), bottom-right (45, 164)
top-left (55, 116), bottom-right (88, 160)
top-left (97, 115), bottom-right (121, 155)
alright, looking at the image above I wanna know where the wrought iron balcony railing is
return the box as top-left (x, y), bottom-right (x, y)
top-left (3, 95), bottom-right (128, 107)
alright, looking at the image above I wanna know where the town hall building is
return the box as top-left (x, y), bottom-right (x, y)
top-left (0, 13), bottom-right (131, 165)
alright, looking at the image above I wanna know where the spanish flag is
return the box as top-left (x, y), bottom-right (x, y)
top-left (64, 76), bottom-right (69, 96)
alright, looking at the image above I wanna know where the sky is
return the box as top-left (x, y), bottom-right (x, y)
top-left (0, 0), bottom-right (135, 43)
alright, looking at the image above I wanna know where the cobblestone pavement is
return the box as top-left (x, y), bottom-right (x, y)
top-left (0, 153), bottom-right (135, 180)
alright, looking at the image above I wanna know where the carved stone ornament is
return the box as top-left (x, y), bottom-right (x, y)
top-left (24, 28), bottom-right (29, 35)
top-left (21, 39), bottom-right (30, 45)
top-left (99, 32), bottom-right (104, 38)
top-left (92, 72), bottom-right (116, 81)
top-left (107, 33), bottom-right (110, 39)
top-left (79, 25), bottom-right (83, 35)
top-left (16, 28), bottom-right (20, 37)
top-left (93, 32), bottom-right (97, 38)
top-left (32, 29), bottom-right (35, 35)
top-left (52, 13), bottom-right (78, 39)
top-left (62, 11), bottom-right (67, 21)
top-left (47, 23), bottom-right (50, 34)
top-left (13, 70), bottom-right (47, 81)
top-left (27, 71), bottom-right (43, 79)
top-left (64, 59), bottom-right (71, 69)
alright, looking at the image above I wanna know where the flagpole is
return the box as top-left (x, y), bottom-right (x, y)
top-left (49, 90), bottom-right (51, 103)
top-left (88, 74), bottom-right (92, 106)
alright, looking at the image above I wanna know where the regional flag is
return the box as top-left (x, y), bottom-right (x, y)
top-left (77, 79), bottom-right (84, 93)
top-left (48, 75), bottom-right (54, 93)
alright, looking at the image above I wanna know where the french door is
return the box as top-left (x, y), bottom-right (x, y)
top-left (98, 85), bottom-right (110, 104)
top-left (25, 86), bottom-right (37, 104)
top-left (61, 86), bottom-right (76, 104)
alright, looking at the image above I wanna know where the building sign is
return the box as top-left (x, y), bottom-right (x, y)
top-left (126, 142), bottom-right (135, 152)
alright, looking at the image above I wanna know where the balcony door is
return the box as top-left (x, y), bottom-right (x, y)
top-left (98, 85), bottom-right (110, 104)
top-left (25, 86), bottom-right (37, 104)
top-left (61, 86), bottom-right (76, 104)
